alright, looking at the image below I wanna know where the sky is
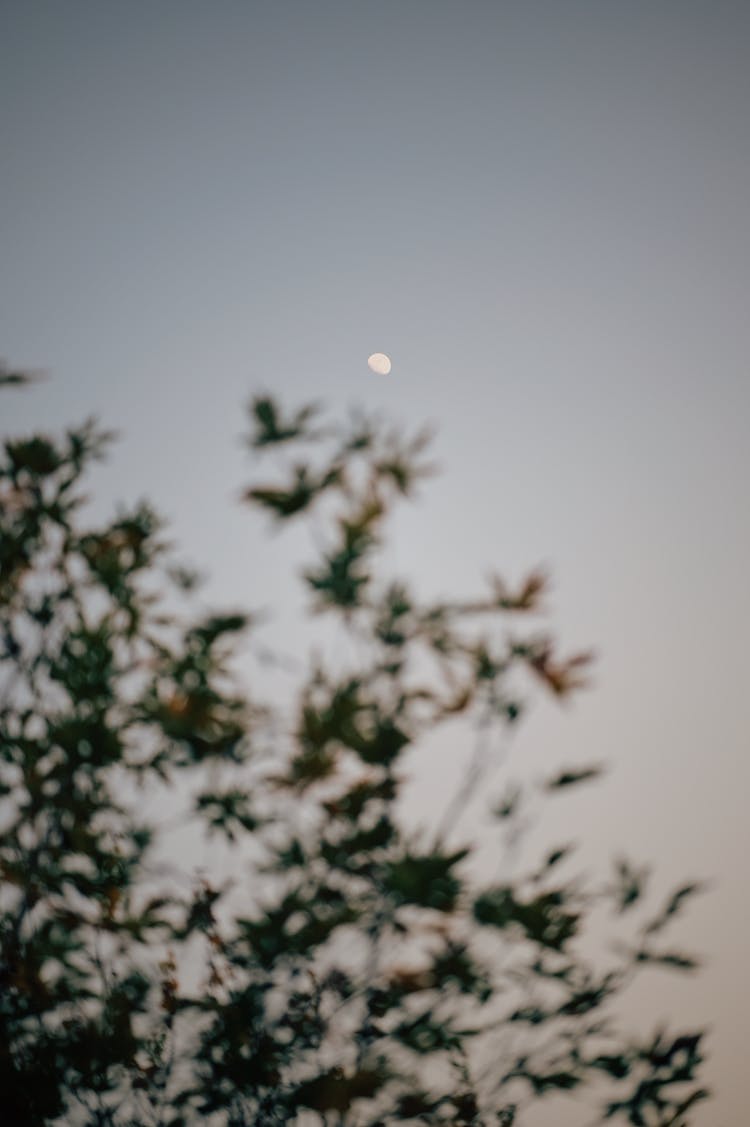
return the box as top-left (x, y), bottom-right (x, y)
top-left (1, 2), bottom-right (749, 1121)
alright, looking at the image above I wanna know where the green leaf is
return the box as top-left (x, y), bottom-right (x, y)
top-left (6, 436), bottom-right (61, 476)
top-left (474, 887), bottom-right (579, 951)
top-left (645, 881), bottom-right (706, 935)
top-left (635, 949), bottom-right (701, 971)
top-left (384, 849), bottom-right (468, 911)
top-left (248, 395), bottom-right (319, 448)
top-left (544, 764), bottom-right (604, 790)
top-left (611, 856), bottom-right (649, 912)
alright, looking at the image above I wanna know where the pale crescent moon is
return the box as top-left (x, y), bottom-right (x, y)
top-left (367, 352), bottom-right (392, 375)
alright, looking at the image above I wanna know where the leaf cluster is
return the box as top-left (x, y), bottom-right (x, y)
top-left (0, 382), bottom-right (708, 1125)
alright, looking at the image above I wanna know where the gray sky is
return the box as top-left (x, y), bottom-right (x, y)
top-left (2, 2), bottom-right (748, 1121)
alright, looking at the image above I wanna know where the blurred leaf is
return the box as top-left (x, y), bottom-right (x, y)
top-left (0, 361), bottom-right (44, 387)
top-left (474, 887), bottom-right (579, 951)
top-left (491, 569), bottom-right (547, 611)
top-left (245, 463), bottom-right (340, 520)
top-left (522, 642), bottom-right (594, 697)
top-left (323, 775), bottom-right (397, 821)
top-left (248, 395), bottom-right (320, 447)
top-left (431, 944), bottom-right (492, 1002)
top-left (545, 764), bottom-right (604, 791)
top-left (196, 789), bottom-right (259, 839)
top-left (611, 856), bottom-right (649, 912)
top-left (494, 783), bottom-right (522, 820)
top-left (644, 882), bottom-right (706, 935)
top-left (590, 1053), bottom-right (631, 1080)
top-left (6, 436), bottom-right (61, 476)
top-left (635, 949), bottom-right (701, 971)
top-left (384, 849), bottom-right (468, 912)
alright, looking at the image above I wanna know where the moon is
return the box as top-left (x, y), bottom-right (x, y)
top-left (367, 352), bottom-right (392, 375)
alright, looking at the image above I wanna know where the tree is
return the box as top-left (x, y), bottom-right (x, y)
top-left (0, 367), bottom-right (708, 1125)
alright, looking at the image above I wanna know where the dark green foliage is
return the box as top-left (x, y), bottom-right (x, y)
top-left (248, 395), bottom-right (320, 448)
top-left (384, 848), bottom-right (468, 911)
top-left (474, 887), bottom-right (579, 951)
top-left (196, 788), bottom-right (260, 838)
top-left (0, 377), bottom-right (708, 1125)
top-left (603, 1033), bottom-right (708, 1123)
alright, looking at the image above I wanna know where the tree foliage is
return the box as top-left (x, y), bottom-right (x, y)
top-left (0, 374), bottom-right (708, 1125)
